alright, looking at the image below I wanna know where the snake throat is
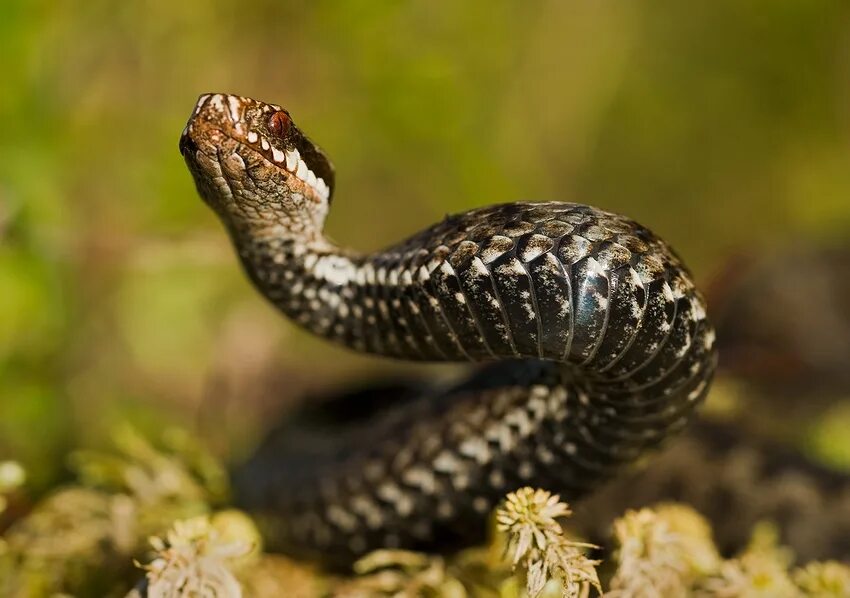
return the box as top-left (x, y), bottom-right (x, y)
top-left (181, 93), bottom-right (718, 566)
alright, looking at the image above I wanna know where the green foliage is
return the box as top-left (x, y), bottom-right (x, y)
top-left (806, 402), bottom-right (850, 471)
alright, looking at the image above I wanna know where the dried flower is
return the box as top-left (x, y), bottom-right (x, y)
top-left (496, 487), bottom-right (601, 598)
top-left (792, 560), bottom-right (850, 596)
top-left (608, 504), bottom-right (720, 597)
top-left (700, 522), bottom-right (799, 597)
top-left (136, 515), bottom-right (252, 598)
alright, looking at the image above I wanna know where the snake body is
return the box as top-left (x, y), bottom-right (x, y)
top-left (180, 93), bottom-right (717, 565)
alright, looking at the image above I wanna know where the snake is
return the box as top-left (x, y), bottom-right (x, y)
top-left (179, 93), bottom-right (718, 566)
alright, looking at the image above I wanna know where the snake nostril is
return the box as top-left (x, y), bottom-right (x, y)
top-left (268, 110), bottom-right (292, 137)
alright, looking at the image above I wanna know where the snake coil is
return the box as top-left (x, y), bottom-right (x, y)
top-left (180, 93), bottom-right (717, 565)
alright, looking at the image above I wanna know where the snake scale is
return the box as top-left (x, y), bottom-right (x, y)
top-left (180, 93), bottom-right (718, 565)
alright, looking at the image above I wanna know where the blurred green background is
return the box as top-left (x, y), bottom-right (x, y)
top-left (1, 0), bottom-right (849, 493)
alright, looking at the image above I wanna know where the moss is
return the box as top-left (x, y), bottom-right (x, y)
top-left (2, 425), bottom-right (848, 597)
top-left (793, 561), bottom-right (850, 597)
top-left (0, 425), bottom-right (223, 596)
top-left (699, 523), bottom-right (799, 597)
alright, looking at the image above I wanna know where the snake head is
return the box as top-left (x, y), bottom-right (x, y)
top-left (180, 93), bottom-right (335, 236)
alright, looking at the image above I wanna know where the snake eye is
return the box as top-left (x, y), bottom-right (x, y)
top-left (268, 110), bottom-right (292, 137)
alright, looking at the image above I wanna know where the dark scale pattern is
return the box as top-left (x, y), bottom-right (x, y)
top-left (180, 93), bottom-right (718, 567)
top-left (232, 203), bottom-right (718, 564)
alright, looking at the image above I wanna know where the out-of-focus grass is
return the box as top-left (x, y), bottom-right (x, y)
top-left (0, 0), bottom-right (849, 492)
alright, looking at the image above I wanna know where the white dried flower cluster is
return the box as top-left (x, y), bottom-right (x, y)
top-left (496, 487), bottom-right (601, 598)
top-left (136, 516), bottom-right (251, 598)
top-left (608, 505), bottom-right (721, 597)
top-left (700, 524), bottom-right (799, 598)
top-left (793, 560), bottom-right (850, 596)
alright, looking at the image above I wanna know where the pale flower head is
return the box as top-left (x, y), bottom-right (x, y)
top-left (496, 487), bottom-right (601, 598)
top-left (136, 515), bottom-right (252, 598)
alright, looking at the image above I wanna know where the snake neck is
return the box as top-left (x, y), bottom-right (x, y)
top-left (233, 229), bottom-right (362, 338)
top-left (234, 229), bottom-right (465, 362)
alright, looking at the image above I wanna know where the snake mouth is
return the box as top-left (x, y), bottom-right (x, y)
top-left (181, 93), bottom-right (335, 203)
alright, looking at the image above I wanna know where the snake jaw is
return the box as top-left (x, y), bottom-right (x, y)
top-left (181, 93), bottom-right (335, 236)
